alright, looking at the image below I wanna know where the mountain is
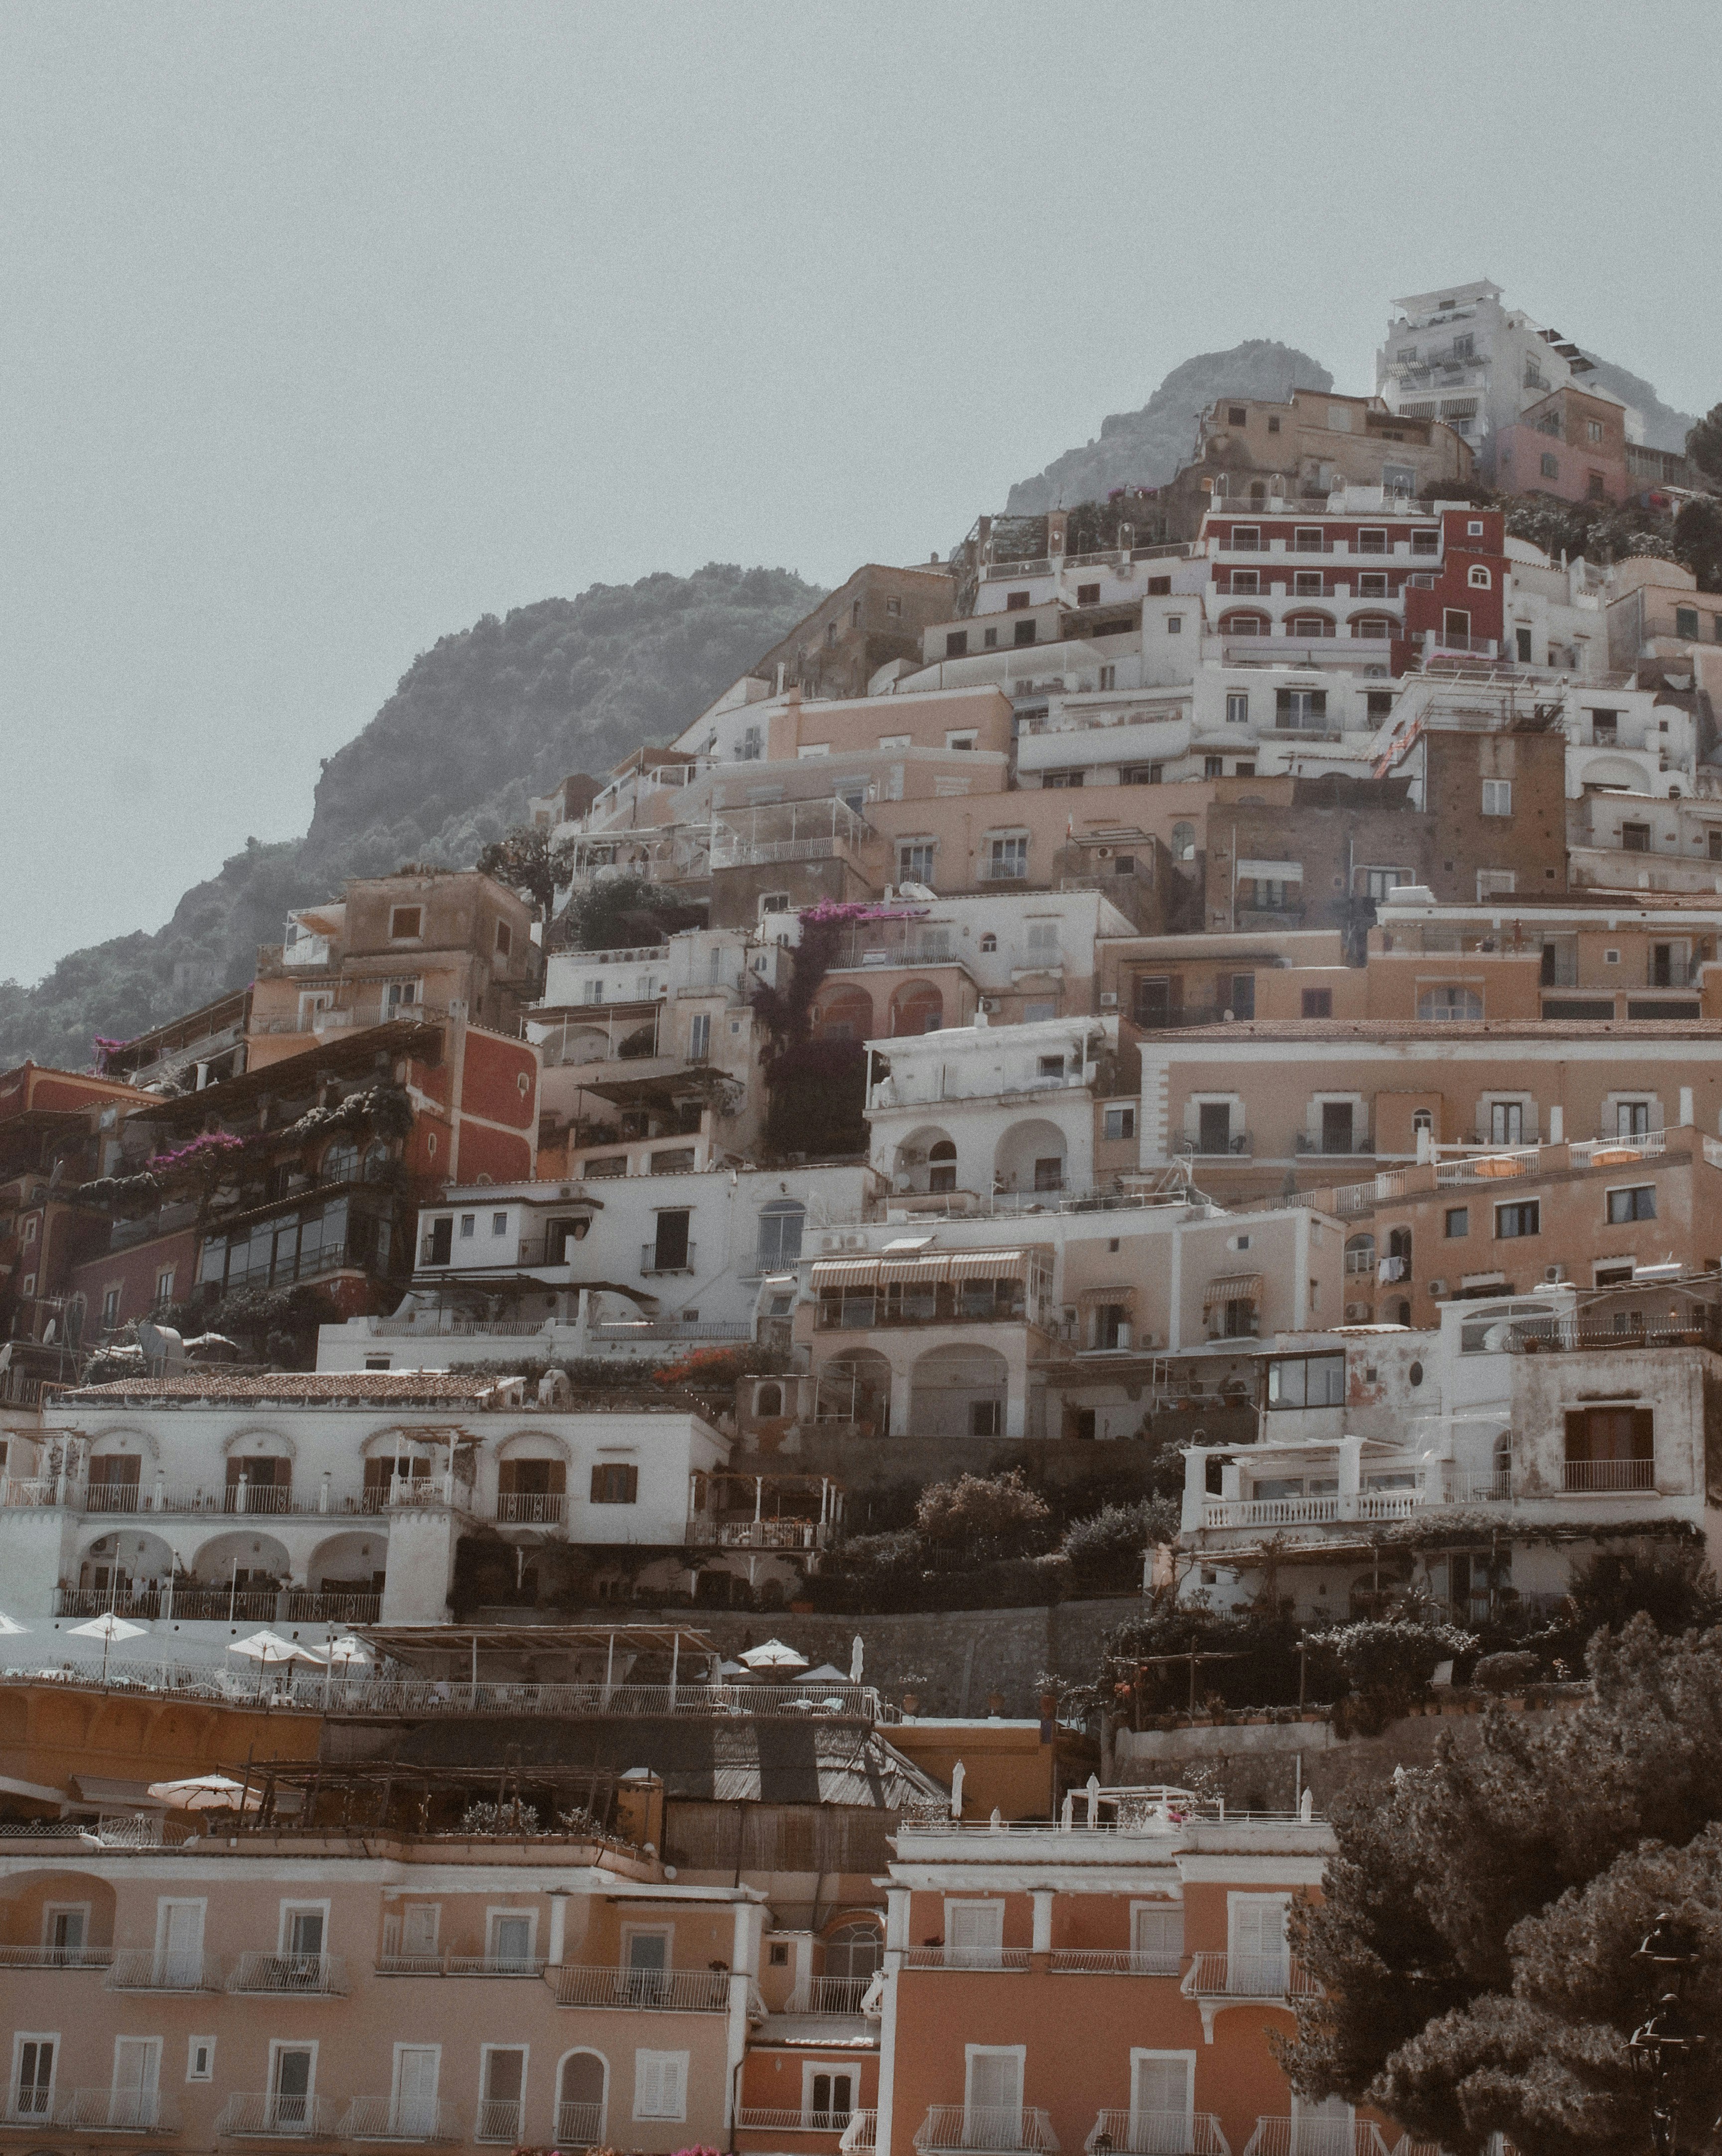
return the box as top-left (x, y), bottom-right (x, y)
top-left (1004, 340), bottom-right (1335, 512)
top-left (1577, 355), bottom-right (1696, 455)
top-left (0, 564), bottom-right (823, 1073)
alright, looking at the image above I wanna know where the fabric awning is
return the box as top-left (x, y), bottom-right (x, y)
top-left (878, 1255), bottom-right (950, 1285)
top-left (1202, 1272), bottom-right (1263, 1307)
top-left (947, 1250), bottom-right (1031, 1281)
top-left (1238, 858), bottom-right (1302, 881)
top-left (811, 1259), bottom-right (879, 1288)
top-left (1076, 1283), bottom-right (1137, 1306)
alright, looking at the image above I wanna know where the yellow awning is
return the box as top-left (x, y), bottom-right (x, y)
top-left (811, 1259), bottom-right (879, 1288)
top-left (1202, 1272), bottom-right (1263, 1307)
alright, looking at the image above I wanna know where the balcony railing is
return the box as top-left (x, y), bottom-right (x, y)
top-left (688, 1517), bottom-right (827, 1551)
top-left (55, 2090), bottom-right (178, 2134)
top-left (1562, 1458), bottom-right (1655, 1493)
top-left (737, 2110), bottom-right (855, 2134)
top-left (900, 1947), bottom-right (1032, 1972)
top-left (785, 1975), bottom-right (875, 2015)
top-left (1203, 1497), bottom-right (1339, 1530)
top-left (339, 2100), bottom-right (461, 2145)
top-left (444, 1955), bottom-right (548, 1978)
top-left (587, 1318), bottom-right (752, 1342)
top-left (555, 2104), bottom-right (605, 2147)
top-left (0, 1943), bottom-right (113, 1970)
top-left (549, 1963), bottom-right (730, 2011)
top-left (495, 1492), bottom-right (566, 1525)
top-left (1295, 1132), bottom-right (1374, 1156)
top-left (474, 2100), bottom-right (522, 2144)
top-left (1182, 1953), bottom-right (1318, 2001)
top-left (36, 1483), bottom-right (378, 1519)
top-left (106, 1948), bottom-right (223, 1993)
top-left (227, 1952), bottom-right (347, 1996)
top-left (914, 2108), bottom-right (1060, 2155)
top-left (216, 2095), bottom-right (344, 2140)
top-left (1241, 2124), bottom-right (1391, 2156)
top-left (641, 1243), bottom-right (697, 1275)
top-left (980, 859), bottom-right (1031, 882)
top-left (1048, 1949), bottom-right (1182, 1976)
top-left (840, 2113), bottom-right (877, 2155)
top-left (1086, 2111), bottom-right (1230, 2156)
top-left (1175, 1132), bottom-right (1253, 1158)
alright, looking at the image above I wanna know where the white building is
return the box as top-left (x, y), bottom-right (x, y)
top-left (1, 1374), bottom-right (734, 1667)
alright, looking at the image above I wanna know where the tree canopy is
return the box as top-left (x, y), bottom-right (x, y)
top-left (1686, 402), bottom-right (1722, 485)
top-left (1286, 1617), bottom-right (1722, 2156)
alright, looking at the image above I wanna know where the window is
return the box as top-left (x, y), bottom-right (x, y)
top-left (1044, 770), bottom-right (1085, 790)
top-left (1488, 1101), bottom-right (1526, 1144)
top-left (1587, 418), bottom-right (1604, 444)
top-left (1541, 452), bottom-right (1560, 479)
top-left (886, 596), bottom-right (903, 618)
top-left (651, 1210), bottom-right (691, 1271)
top-left (1170, 822), bottom-right (1195, 862)
top-left (1357, 529), bottom-right (1387, 555)
top-left (1587, 472), bottom-right (1606, 500)
top-left (389, 906), bottom-right (423, 940)
top-left (1468, 564), bottom-right (1491, 589)
top-left (687, 1013), bottom-right (711, 1063)
top-left (1266, 1353), bottom-right (1345, 1408)
top-left (806, 2069), bottom-right (855, 2130)
top-left (1676, 607), bottom-right (1700, 639)
top-left (1445, 1207), bottom-right (1469, 1238)
top-left (111, 2037), bottom-right (162, 2130)
top-left (1076, 582), bottom-right (1100, 606)
top-left (494, 920), bottom-right (512, 959)
top-left (1495, 1200), bottom-right (1542, 1239)
top-left (491, 1212), bottom-right (508, 1237)
top-left (1204, 756), bottom-right (1223, 778)
top-left (1121, 765), bottom-right (1161, 786)
top-left (1419, 985), bottom-right (1483, 1020)
top-left (970, 1400), bottom-right (1003, 1436)
top-left (1226, 691), bottom-right (1249, 724)
top-left (1012, 619), bottom-right (1036, 647)
top-left (1482, 779), bottom-right (1512, 816)
top-left (1147, 576), bottom-right (1171, 595)
top-left (1267, 415), bottom-right (1280, 433)
top-left (459, 1213), bottom-right (476, 1240)
top-left (268, 2046), bottom-right (315, 2130)
top-left (101, 1286), bottom-right (122, 1330)
top-left (1517, 627), bottom-right (1534, 662)
top-left (757, 1201), bottom-right (805, 1271)
top-left (1276, 687), bottom-right (1327, 729)
top-left (1166, 614), bottom-right (1183, 634)
top-left (1229, 526), bottom-right (1260, 552)
top-left (1365, 867), bottom-right (1409, 902)
top-left (1227, 406), bottom-right (1247, 425)
top-left (187, 2039), bottom-right (215, 2083)
top-left (964, 2045), bottom-right (1022, 2132)
top-left (987, 835), bottom-right (1029, 880)
top-left (1620, 821), bottom-right (1651, 853)
top-left (946, 1901), bottom-right (1005, 1968)
top-left (12, 2038), bottom-right (55, 2120)
top-left (486, 1911), bottom-right (536, 1969)
top-left (1104, 1105), bottom-right (1136, 1141)
top-left (979, 934), bottom-right (997, 952)
top-left (946, 730), bottom-right (978, 752)
top-left (591, 1463), bottom-right (639, 1504)
top-left (1607, 1186), bottom-right (1657, 1223)
top-left (1300, 988), bottom-right (1332, 1018)
top-left (1292, 570), bottom-right (1323, 598)
top-left (1131, 1905), bottom-right (1184, 1973)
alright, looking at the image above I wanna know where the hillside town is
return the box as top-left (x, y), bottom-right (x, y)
top-left (6, 277), bottom-right (1722, 2156)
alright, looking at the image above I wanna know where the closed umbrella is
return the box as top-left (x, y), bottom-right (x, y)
top-left (146, 1773), bottom-right (262, 1814)
top-left (850, 1634), bottom-right (864, 1683)
top-left (67, 1611), bottom-right (148, 1682)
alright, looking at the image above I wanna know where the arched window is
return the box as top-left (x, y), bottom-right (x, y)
top-left (1248, 480), bottom-right (1267, 503)
top-left (757, 1201), bottom-right (805, 1272)
top-left (928, 1139), bottom-right (957, 1194)
top-left (1220, 611), bottom-right (1269, 637)
top-left (980, 934), bottom-right (997, 953)
top-left (755, 1381), bottom-right (784, 1419)
top-left (557, 2053), bottom-right (607, 2145)
top-left (362, 1142), bottom-right (393, 1182)
top-left (824, 1921), bottom-right (882, 1984)
top-left (1418, 985), bottom-right (1483, 1021)
top-left (892, 983), bottom-right (944, 1037)
top-left (322, 1139), bottom-right (359, 1184)
top-left (1468, 564), bottom-right (1492, 589)
top-left (1345, 1233), bottom-right (1376, 1278)
top-left (1413, 1108), bottom-right (1434, 1133)
top-left (1170, 822), bottom-right (1195, 863)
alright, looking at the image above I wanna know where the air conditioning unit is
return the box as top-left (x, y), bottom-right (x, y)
top-left (980, 996), bottom-right (1002, 1013)
top-left (1345, 1302), bottom-right (1369, 1322)
top-left (1544, 1263), bottom-right (1567, 1283)
top-left (1096, 846), bottom-right (1112, 859)
top-left (821, 1234), bottom-right (843, 1251)
top-left (1100, 991), bottom-right (1119, 1008)
top-left (1429, 1279), bottom-right (1447, 1297)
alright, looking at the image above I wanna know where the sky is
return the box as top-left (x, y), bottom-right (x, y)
top-left (3, 0), bottom-right (1720, 983)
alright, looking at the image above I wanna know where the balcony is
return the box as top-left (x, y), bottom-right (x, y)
top-left (900, 1947), bottom-right (1032, 1972)
top-left (339, 2100), bottom-right (461, 2145)
top-left (1203, 1497), bottom-right (1339, 1530)
top-left (106, 1948), bottom-right (223, 1993)
top-left (1562, 1458), bottom-right (1655, 1493)
top-left (1047, 1949), bottom-right (1182, 1977)
top-left (549, 1963), bottom-right (730, 2011)
top-left (979, 858), bottom-right (1031, 882)
top-left (588, 1317), bottom-right (752, 1343)
top-left (216, 2096), bottom-right (344, 2140)
top-left (495, 1492), bottom-right (566, 1526)
top-left (227, 1952), bottom-right (348, 1996)
top-left (555, 2104), bottom-right (605, 2147)
top-left (1295, 1132), bottom-right (1374, 1157)
top-left (641, 1242), bottom-right (697, 1276)
top-left (54, 2091), bottom-right (178, 2135)
top-left (840, 2114), bottom-right (877, 2155)
top-left (1086, 2112), bottom-right (1230, 2156)
top-left (829, 933), bottom-right (971, 973)
top-left (1182, 1953), bottom-right (1318, 2002)
top-left (785, 1976), bottom-right (876, 2015)
top-left (1241, 2125), bottom-right (1390, 2156)
top-left (688, 1517), bottom-right (830, 1552)
top-left (737, 2111), bottom-right (855, 2136)
top-left (474, 2102), bottom-right (522, 2145)
top-left (914, 2109), bottom-right (1060, 2156)
top-left (1175, 1132), bottom-right (1253, 1159)
top-left (0, 1944), bottom-right (112, 1971)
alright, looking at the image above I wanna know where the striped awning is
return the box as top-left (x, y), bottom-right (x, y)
top-left (811, 1259), bottom-right (880, 1288)
top-left (877, 1255), bottom-right (950, 1285)
top-left (1076, 1283), bottom-right (1137, 1307)
top-left (1202, 1272), bottom-right (1263, 1307)
top-left (948, 1249), bottom-right (1036, 1281)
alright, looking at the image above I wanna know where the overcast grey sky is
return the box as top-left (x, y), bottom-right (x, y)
top-left (3, 0), bottom-right (1718, 982)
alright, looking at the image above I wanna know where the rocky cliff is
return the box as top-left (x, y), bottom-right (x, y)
top-left (1004, 340), bottom-right (1335, 512)
top-left (0, 564), bottom-right (822, 1072)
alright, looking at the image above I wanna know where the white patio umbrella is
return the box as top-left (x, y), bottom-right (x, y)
top-left (323, 1635), bottom-right (372, 1665)
top-left (801, 1663), bottom-right (851, 1685)
top-left (146, 1773), bottom-right (262, 1814)
top-left (0, 1612), bottom-right (30, 1638)
top-left (67, 1611), bottom-right (148, 1682)
top-left (737, 1638), bottom-right (808, 1672)
top-left (228, 1630), bottom-right (325, 1664)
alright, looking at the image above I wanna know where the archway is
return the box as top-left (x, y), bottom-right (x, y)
top-left (74, 1528), bottom-right (176, 1606)
top-left (814, 985), bottom-right (874, 1044)
top-left (305, 1531), bottom-right (384, 1596)
top-left (993, 1117), bottom-right (1068, 1196)
top-left (889, 980), bottom-right (944, 1037)
top-left (556, 2052), bottom-right (608, 2145)
top-left (892, 1125), bottom-right (957, 1196)
top-left (818, 1352), bottom-right (892, 1437)
top-left (909, 1345), bottom-right (1009, 1439)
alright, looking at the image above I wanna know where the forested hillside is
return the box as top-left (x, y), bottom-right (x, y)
top-left (0, 564), bottom-right (821, 1072)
